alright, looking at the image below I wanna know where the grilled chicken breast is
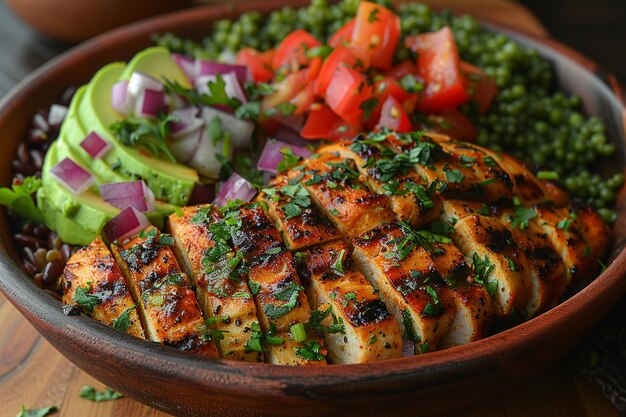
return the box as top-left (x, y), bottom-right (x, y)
top-left (168, 205), bottom-right (262, 362)
top-left (62, 237), bottom-right (144, 338)
top-left (297, 240), bottom-right (403, 363)
top-left (230, 205), bottom-right (327, 365)
top-left (63, 130), bottom-right (611, 364)
top-left (111, 227), bottom-right (219, 357)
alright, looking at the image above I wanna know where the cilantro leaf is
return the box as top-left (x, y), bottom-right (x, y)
top-left (306, 305), bottom-right (345, 334)
top-left (295, 340), bottom-right (325, 361)
top-left (444, 168), bottom-right (464, 184)
top-left (331, 249), bottom-right (346, 276)
top-left (16, 405), bottom-right (57, 417)
top-left (402, 309), bottom-right (420, 342)
top-left (73, 283), bottom-right (104, 314)
top-left (110, 113), bottom-right (178, 162)
top-left (471, 253), bottom-right (497, 296)
top-left (244, 322), bottom-right (284, 353)
top-left (112, 305), bottom-right (136, 333)
top-left (399, 74), bottom-right (424, 94)
top-left (263, 282), bottom-right (303, 319)
top-left (511, 204), bottom-right (538, 230)
top-left (276, 147), bottom-right (303, 173)
top-left (0, 176), bottom-right (43, 224)
top-left (360, 97), bottom-right (379, 120)
top-left (79, 386), bottom-right (123, 402)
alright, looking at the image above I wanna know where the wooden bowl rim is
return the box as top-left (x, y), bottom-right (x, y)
top-left (0, 0), bottom-right (625, 399)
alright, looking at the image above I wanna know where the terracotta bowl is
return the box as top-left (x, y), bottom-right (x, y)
top-left (0, 2), bottom-right (625, 416)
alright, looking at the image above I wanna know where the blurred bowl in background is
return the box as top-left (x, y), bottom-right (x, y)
top-left (6, 0), bottom-right (193, 42)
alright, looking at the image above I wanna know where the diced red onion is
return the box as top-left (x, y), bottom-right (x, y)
top-left (195, 59), bottom-right (250, 84)
top-left (172, 53), bottom-right (198, 82)
top-left (111, 80), bottom-right (134, 115)
top-left (195, 72), bottom-right (248, 104)
top-left (47, 104), bottom-right (68, 127)
top-left (50, 158), bottom-right (95, 195)
top-left (103, 207), bottom-right (152, 243)
top-left (128, 71), bottom-right (163, 98)
top-left (134, 89), bottom-right (166, 119)
top-left (214, 172), bottom-right (257, 206)
top-left (170, 107), bottom-right (203, 138)
top-left (188, 130), bottom-right (225, 179)
top-left (274, 126), bottom-right (308, 147)
top-left (79, 131), bottom-right (111, 159)
top-left (402, 340), bottom-right (415, 357)
top-left (99, 180), bottom-right (156, 212)
top-left (200, 107), bottom-right (254, 149)
top-left (169, 128), bottom-right (203, 164)
top-left (257, 139), bottom-right (312, 174)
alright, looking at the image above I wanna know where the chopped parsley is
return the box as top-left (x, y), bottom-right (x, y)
top-left (472, 253), bottom-right (497, 296)
top-left (399, 74), bottom-right (424, 94)
top-left (510, 199), bottom-right (538, 230)
top-left (360, 97), bottom-right (379, 120)
top-left (368, 335), bottom-right (377, 344)
top-left (112, 305), bottom-right (136, 333)
top-left (295, 340), bottom-right (325, 361)
top-left (505, 256), bottom-right (518, 272)
top-left (557, 213), bottom-right (576, 230)
top-left (263, 282), bottom-right (303, 319)
top-left (245, 322), bottom-right (284, 353)
top-left (386, 221), bottom-right (451, 261)
top-left (164, 75), bottom-right (241, 110)
top-left (248, 279), bottom-right (261, 296)
top-left (73, 283), bottom-right (104, 314)
top-left (15, 406), bottom-right (57, 417)
top-left (368, 7), bottom-right (381, 22)
top-left (306, 305), bottom-right (345, 334)
top-left (277, 102), bottom-right (297, 116)
top-left (276, 147), bottom-right (303, 173)
top-left (110, 112), bottom-right (179, 162)
top-left (402, 309), bottom-right (420, 342)
top-left (79, 386), bottom-right (123, 402)
top-left (344, 291), bottom-right (357, 301)
top-left (444, 168), bottom-right (464, 184)
top-left (331, 249), bottom-right (346, 276)
top-left (0, 176), bottom-right (43, 223)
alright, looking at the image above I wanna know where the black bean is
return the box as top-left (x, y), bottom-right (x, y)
top-left (61, 244), bottom-right (72, 261)
top-left (27, 128), bottom-right (48, 145)
top-left (22, 261), bottom-right (37, 277)
top-left (42, 259), bottom-right (64, 287)
top-left (33, 224), bottom-right (49, 239)
top-left (30, 149), bottom-right (44, 170)
top-left (22, 247), bottom-right (35, 264)
top-left (21, 222), bottom-right (35, 235)
top-left (14, 234), bottom-right (46, 249)
top-left (48, 232), bottom-right (62, 249)
top-left (12, 160), bottom-right (35, 176)
top-left (17, 142), bottom-right (30, 163)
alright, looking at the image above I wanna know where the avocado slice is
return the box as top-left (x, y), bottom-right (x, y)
top-left (120, 46), bottom-right (191, 88)
top-left (39, 141), bottom-right (120, 245)
top-left (76, 61), bottom-right (198, 206)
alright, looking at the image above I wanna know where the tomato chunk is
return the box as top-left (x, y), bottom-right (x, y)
top-left (375, 77), bottom-right (419, 113)
top-left (376, 96), bottom-right (413, 133)
top-left (329, 18), bottom-right (355, 48)
top-left (262, 69), bottom-right (308, 110)
top-left (235, 48), bottom-right (274, 83)
top-left (301, 105), bottom-right (360, 141)
top-left (351, 1), bottom-right (400, 70)
top-left (272, 30), bottom-right (321, 71)
top-left (461, 62), bottom-right (497, 114)
top-left (325, 65), bottom-right (373, 125)
top-left (421, 109), bottom-right (476, 141)
top-left (290, 84), bottom-right (316, 115)
top-left (405, 27), bottom-right (469, 112)
top-left (315, 45), bottom-right (370, 96)
top-left (384, 60), bottom-right (419, 79)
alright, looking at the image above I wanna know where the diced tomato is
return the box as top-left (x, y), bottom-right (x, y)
top-left (235, 48), bottom-right (274, 83)
top-left (384, 60), bottom-right (419, 79)
top-left (329, 18), bottom-right (355, 48)
top-left (461, 62), bottom-right (497, 114)
top-left (405, 27), bottom-right (469, 112)
top-left (307, 57), bottom-right (323, 81)
top-left (301, 105), bottom-right (361, 141)
top-left (290, 84), bottom-right (316, 115)
top-left (325, 65), bottom-right (373, 125)
top-left (272, 30), bottom-right (321, 71)
top-left (376, 96), bottom-right (412, 133)
top-left (315, 45), bottom-right (371, 96)
top-left (421, 109), bottom-right (476, 141)
top-left (375, 77), bottom-right (419, 113)
top-left (262, 69), bottom-right (308, 110)
top-left (351, 1), bottom-right (400, 70)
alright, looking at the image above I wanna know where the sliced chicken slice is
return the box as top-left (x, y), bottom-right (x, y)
top-left (168, 205), bottom-right (262, 362)
top-left (498, 208), bottom-right (567, 316)
top-left (452, 214), bottom-right (532, 318)
top-left (323, 141), bottom-right (441, 227)
top-left (532, 204), bottom-right (601, 287)
top-left (569, 204), bottom-right (611, 265)
top-left (111, 227), bottom-right (219, 357)
top-left (61, 237), bottom-right (144, 338)
top-left (480, 149), bottom-right (569, 206)
top-left (286, 151), bottom-right (396, 238)
top-left (259, 178), bottom-right (342, 250)
top-left (352, 223), bottom-right (456, 352)
top-left (297, 240), bottom-right (403, 363)
top-left (230, 205), bottom-right (326, 365)
top-left (428, 240), bottom-right (493, 348)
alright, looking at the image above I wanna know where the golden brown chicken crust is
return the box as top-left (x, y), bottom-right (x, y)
top-left (61, 237), bottom-right (144, 338)
top-left (168, 205), bottom-right (262, 362)
top-left (111, 227), bottom-right (218, 357)
top-left (298, 240), bottom-right (403, 363)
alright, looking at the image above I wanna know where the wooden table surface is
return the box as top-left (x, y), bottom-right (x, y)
top-left (0, 1), bottom-right (621, 416)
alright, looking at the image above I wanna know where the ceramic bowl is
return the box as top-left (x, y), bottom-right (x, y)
top-left (0, 1), bottom-right (625, 416)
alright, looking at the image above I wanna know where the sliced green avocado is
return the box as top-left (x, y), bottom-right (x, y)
top-left (38, 186), bottom-right (96, 246)
top-left (121, 46), bottom-right (191, 87)
top-left (76, 62), bottom-right (198, 206)
top-left (39, 141), bottom-right (120, 244)
top-left (59, 86), bottom-right (127, 184)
